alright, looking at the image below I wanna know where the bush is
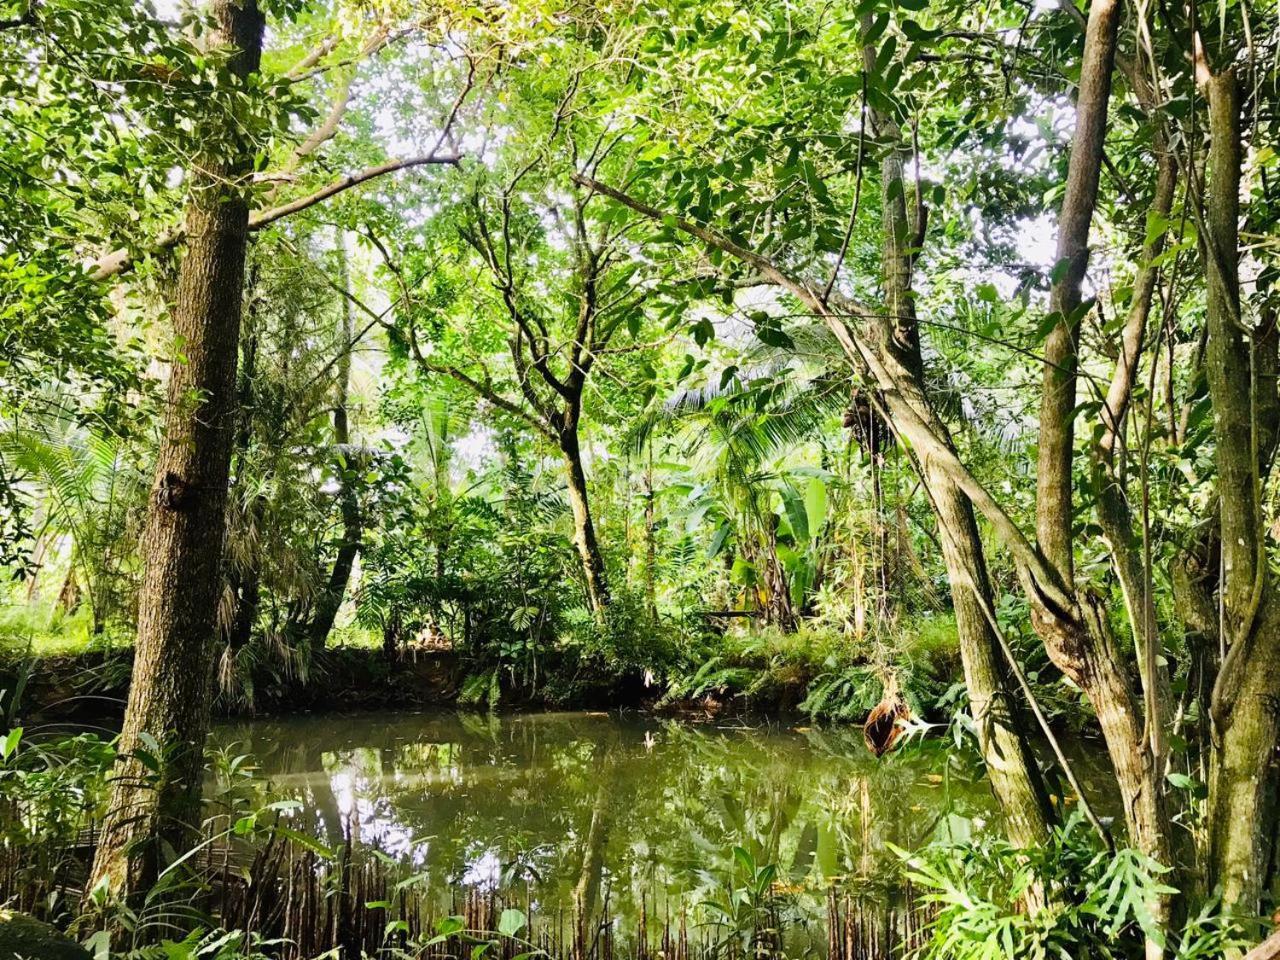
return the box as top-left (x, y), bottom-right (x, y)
top-left (902, 817), bottom-right (1251, 960)
top-left (664, 615), bottom-right (963, 720)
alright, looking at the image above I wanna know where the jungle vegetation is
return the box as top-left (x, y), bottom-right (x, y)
top-left (2, 0), bottom-right (1280, 955)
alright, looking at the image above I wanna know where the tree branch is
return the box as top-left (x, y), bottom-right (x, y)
top-left (89, 153), bottom-right (462, 281)
top-left (573, 172), bottom-right (1076, 614)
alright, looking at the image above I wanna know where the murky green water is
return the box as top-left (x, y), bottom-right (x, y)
top-left (212, 711), bottom-right (1111, 925)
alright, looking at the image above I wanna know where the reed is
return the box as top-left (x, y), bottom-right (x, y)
top-left (1, 818), bottom-right (935, 959)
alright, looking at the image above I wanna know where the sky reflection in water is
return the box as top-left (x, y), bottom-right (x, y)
top-left (212, 711), bottom-right (1112, 922)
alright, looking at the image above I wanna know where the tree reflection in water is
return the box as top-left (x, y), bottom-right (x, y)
top-left (214, 711), bottom-right (1112, 929)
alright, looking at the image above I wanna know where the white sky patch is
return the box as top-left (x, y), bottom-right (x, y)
top-left (1012, 214), bottom-right (1058, 270)
top-left (462, 849), bottom-right (503, 890)
top-left (453, 422), bottom-right (496, 474)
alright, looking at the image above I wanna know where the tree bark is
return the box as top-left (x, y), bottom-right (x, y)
top-left (872, 117), bottom-right (1056, 866)
top-left (560, 419), bottom-right (610, 617)
top-left (1030, 3), bottom-right (1176, 944)
top-left (1092, 151), bottom-right (1177, 783)
top-left (1201, 69), bottom-right (1280, 918)
top-left (928, 467), bottom-right (1056, 855)
top-left (88, 0), bottom-right (263, 902)
top-left (1034, 0), bottom-right (1122, 584)
top-left (644, 438), bottom-right (657, 620)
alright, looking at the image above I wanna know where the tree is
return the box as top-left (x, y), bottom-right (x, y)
top-left (384, 175), bottom-right (655, 617)
top-left (89, 0), bottom-right (266, 898)
top-left (557, 0), bottom-right (1280, 939)
top-left (307, 234), bottom-right (363, 649)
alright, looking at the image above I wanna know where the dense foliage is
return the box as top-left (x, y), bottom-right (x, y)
top-left (3, 0), bottom-right (1280, 954)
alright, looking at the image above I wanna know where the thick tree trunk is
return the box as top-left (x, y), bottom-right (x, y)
top-left (559, 423), bottom-right (609, 616)
top-left (1201, 69), bottom-right (1280, 918)
top-left (88, 0), bottom-right (263, 902)
top-left (310, 235), bottom-right (361, 649)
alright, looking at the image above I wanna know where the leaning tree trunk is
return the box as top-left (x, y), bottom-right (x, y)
top-left (929, 469), bottom-right (1055, 850)
top-left (558, 415), bottom-right (610, 616)
top-left (309, 234), bottom-right (361, 649)
top-left (88, 0), bottom-right (264, 901)
top-left (1201, 69), bottom-right (1280, 919)
top-left (868, 115), bottom-right (1056, 877)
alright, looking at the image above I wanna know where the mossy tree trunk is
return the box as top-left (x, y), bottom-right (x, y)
top-left (1028, 3), bottom-right (1174, 945)
top-left (1201, 68), bottom-right (1280, 920)
top-left (559, 406), bottom-right (610, 617)
top-left (867, 92), bottom-right (1056, 871)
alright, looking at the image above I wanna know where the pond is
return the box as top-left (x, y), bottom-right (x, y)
top-left (212, 710), bottom-right (1113, 937)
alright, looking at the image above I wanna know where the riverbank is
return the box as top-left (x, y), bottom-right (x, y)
top-left (1, 644), bottom-right (782, 722)
top-left (2, 618), bottom-right (965, 725)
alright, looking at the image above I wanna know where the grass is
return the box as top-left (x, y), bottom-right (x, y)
top-left (0, 601), bottom-right (131, 658)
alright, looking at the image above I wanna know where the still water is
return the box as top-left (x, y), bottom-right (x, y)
top-left (212, 711), bottom-right (1110, 922)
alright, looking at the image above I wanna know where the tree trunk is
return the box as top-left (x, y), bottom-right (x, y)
top-left (559, 423), bottom-right (609, 616)
top-left (310, 234), bottom-right (361, 649)
top-left (1201, 69), bottom-right (1280, 918)
top-left (55, 562), bottom-right (79, 615)
top-left (761, 514), bottom-right (796, 630)
top-left (88, 0), bottom-right (264, 902)
top-left (228, 564), bottom-right (261, 653)
top-left (644, 438), bottom-right (657, 620)
top-left (1092, 151), bottom-right (1177, 787)
top-left (928, 468), bottom-right (1055, 851)
top-left (1029, 2), bottom-right (1176, 945)
top-left (1034, 0), bottom-right (1121, 585)
top-left (869, 116), bottom-right (1055, 873)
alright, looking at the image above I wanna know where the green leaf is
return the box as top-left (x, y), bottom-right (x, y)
top-left (277, 826), bottom-right (334, 857)
top-left (780, 485), bottom-right (809, 542)
top-left (498, 908), bottom-right (527, 938)
top-left (707, 522), bottom-right (731, 559)
top-left (435, 915), bottom-right (466, 937)
top-left (804, 477), bottom-right (827, 542)
top-left (0, 726), bottom-right (21, 759)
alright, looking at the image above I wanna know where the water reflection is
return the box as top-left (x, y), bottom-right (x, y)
top-left (212, 711), bottom-right (1065, 922)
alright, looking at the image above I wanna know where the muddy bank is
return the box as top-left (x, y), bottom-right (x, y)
top-left (1, 646), bottom-right (675, 722)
